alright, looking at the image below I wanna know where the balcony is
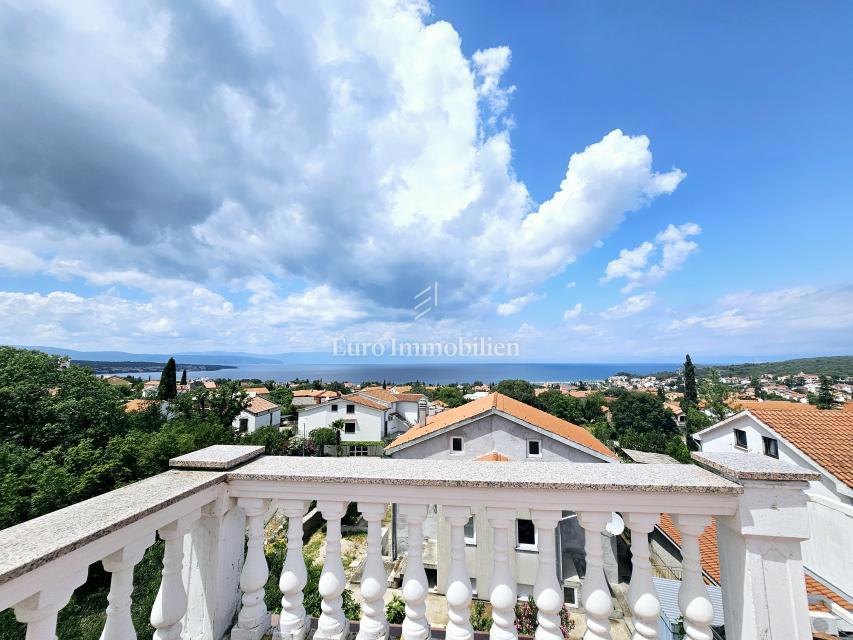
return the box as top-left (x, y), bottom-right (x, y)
top-left (0, 446), bottom-right (819, 640)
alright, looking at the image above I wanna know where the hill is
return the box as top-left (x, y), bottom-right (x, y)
top-left (651, 355), bottom-right (853, 379)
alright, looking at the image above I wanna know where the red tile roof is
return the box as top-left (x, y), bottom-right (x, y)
top-left (748, 408), bottom-right (853, 489)
top-left (386, 392), bottom-right (616, 459)
top-left (246, 396), bottom-right (279, 414)
top-left (658, 513), bottom-right (720, 584)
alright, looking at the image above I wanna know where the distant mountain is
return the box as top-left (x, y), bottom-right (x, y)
top-left (650, 355), bottom-right (853, 379)
top-left (18, 346), bottom-right (282, 365)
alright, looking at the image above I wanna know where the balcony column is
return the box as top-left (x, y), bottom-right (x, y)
top-left (231, 498), bottom-right (273, 640)
top-left (623, 514), bottom-right (660, 640)
top-left (399, 504), bottom-right (430, 640)
top-left (578, 511), bottom-right (613, 640)
top-left (314, 500), bottom-right (350, 640)
top-left (443, 505), bottom-right (474, 640)
top-left (357, 502), bottom-right (389, 640)
top-left (715, 476), bottom-right (815, 640)
top-left (674, 515), bottom-right (713, 640)
top-left (13, 569), bottom-right (88, 640)
top-left (278, 500), bottom-right (311, 640)
top-left (531, 509), bottom-right (563, 640)
top-left (487, 508), bottom-right (517, 640)
top-left (151, 510), bottom-right (201, 640)
top-left (100, 533), bottom-right (155, 640)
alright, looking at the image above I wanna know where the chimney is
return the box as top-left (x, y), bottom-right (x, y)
top-left (417, 397), bottom-right (428, 427)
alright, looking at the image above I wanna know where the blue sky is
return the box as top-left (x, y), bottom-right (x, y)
top-left (0, 1), bottom-right (851, 361)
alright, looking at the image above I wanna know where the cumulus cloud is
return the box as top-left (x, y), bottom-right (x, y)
top-left (562, 303), bottom-right (582, 321)
top-left (602, 292), bottom-right (656, 319)
top-left (603, 222), bottom-right (701, 292)
top-left (497, 292), bottom-right (542, 316)
top-left (0, 0), bottom-right (686, 350)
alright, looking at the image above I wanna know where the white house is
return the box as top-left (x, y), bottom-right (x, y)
top-left (291, 389), bottom-right (340, 406)
top-left (232, 396), bottom-right (281, 434)
top-left (385, 392), bottom-right (619, 605)
top-left (142, 380), bottom-right (159, 398)
top-left (297, 390), bottom-right (429, 447)
top-left (693, 406), bottom-right (853, 633)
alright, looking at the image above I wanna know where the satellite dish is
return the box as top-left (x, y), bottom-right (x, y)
top-left (605, 512), bottom-right (624, 536)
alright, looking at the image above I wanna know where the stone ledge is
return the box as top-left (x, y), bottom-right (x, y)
top-left (0, 470), bottom-right (225, 585)
top-left (692, 451), bottom-right (820, 482)
top-left (170, 444), bottom-right (266, 470)
top-left (227, 456), bottom-right (742, 493)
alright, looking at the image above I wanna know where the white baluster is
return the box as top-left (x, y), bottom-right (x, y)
top-left (443, 505), bottom-right (473, 640)
top-left (578, 511), bottom-right (613, 640)
top-left (232, 498), bottom-right (272, 640)
top-left (151, 511), bottom-right (200, 640)
top-left (13, 569), bottom-right (88, 640)
top-left (487, 508), bottom-right (517, 640)
top-left (314, 500), bottom-right (349, 640)
top-left (674, 515), bottom-right (713, 640)
top-left (278, 500), bottom-right (310, 640)
top-left (100, 533), bottom-right (154, 640)
top-left (357, 502), bottom-right (389, 640)
top-left (399, 504), bottom-right (431, 640)
top-left (531, 509), bottom-right (563, 640)
top-left (624, 514), bottom-right (660, 640)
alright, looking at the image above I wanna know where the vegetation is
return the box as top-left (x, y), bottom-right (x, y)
top-left (494, 379), bottom-right (538, 406)
top-left (157, 357), bottom-right (177, 400)
top-left (681, 354), bottom-right (698, 411)
top-left (816, 375), bottom-right (839, 410)
top-left (385, 594), bottom-right (406, 624)
top-left (651, 355), bottom-right (853, 380)
top-left (700, 369), bottom-right (734, 422)
top-left (602, 392), bottom-right (691, 463)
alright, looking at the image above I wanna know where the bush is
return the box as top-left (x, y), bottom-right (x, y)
top-left (471, 600), bottom-right (492, 632)
top-left (385, 594), bottom-right (406, 624)
top-left (514, 597), bottom-right (574, 638)
top-left (311, 428), bottom-right (337, 446)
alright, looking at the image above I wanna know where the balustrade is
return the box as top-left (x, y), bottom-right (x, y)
top-left (0, 447), bottom-right (820, 640)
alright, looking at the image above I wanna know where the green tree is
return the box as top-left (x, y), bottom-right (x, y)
top-left (681, 354), bottom-right (698, 411)
top-left (657, 386), bottom-right (666, 400)
top-left (750, 375), bottom-right (763, 400)
top-left (494, 379), bottom-right (538, 407)
top-left (816, 376), bottom-right (838, 409)
top-left (157, 358), bottom-right (177, 400)
top-left (610, 392), bottom-right (681, 457)
top-left (179, 369), bottom-right (187, 385)
top-left (700, 369), bottom-right (733, 422)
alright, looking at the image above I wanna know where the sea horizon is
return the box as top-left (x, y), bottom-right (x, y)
top-left (114, 361), bottom-right (681, 385)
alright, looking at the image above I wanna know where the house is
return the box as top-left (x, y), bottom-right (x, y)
top-left (693, 407), bottom-right (853, 634)
top-left (243, 386), bottom-right (270, 397)
top-left (142, 380), bottom-right (160, 398)
top-left (297, 390), bottom-right (428, 450)
top-left (385, 392), bottom-right (618, 604)
top-left (291, 389), bottom-right (340, 406)
top-left (232, 396), bottom-right (281, 434)
top-left (203, 380), bottom-right (217, 390)
top-left (463, 391), bottom-right (489, 401)
top-left (665, 402), bottom-right (686, 428)
top-left (103, 375), bottom-right (131, 387)
top-left (123, 399), bottom-right (158, 413)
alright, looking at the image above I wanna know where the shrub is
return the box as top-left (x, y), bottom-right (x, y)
top-left (385, 594), bottom-right (406, 624)
top-left (311, 427), bottom-right (337, 447)
top-left (514, 597), bottom-right (574, 637)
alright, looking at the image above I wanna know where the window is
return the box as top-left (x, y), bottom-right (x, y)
top-left (238, 418), bottom-right (248, 433)
top-left (464, 516), bottom-right (476, 545)
top-left (349, 445), bottom-right (369, 457)
top-left (450, 436), bottom-right (463, 454)
top-left (346, 404), bottom-right (355, 414)
top-left (734, 428), bottom-right (748, 449)
top-left (331, 404), bottom-right (338, 412)
top-left (344, 422), bottom-right (356, 434)
top-left (527, 439), bottom-right (542, 457)
top-left (763, 436), bottom-right (779, 458)
top-left (516, 519), bottom-right (537, 549)
top-left (564, 587), bottom-right (577, 607)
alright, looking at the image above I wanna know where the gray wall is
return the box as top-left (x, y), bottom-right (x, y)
top-left (390, 413), bottom-right (606, 462)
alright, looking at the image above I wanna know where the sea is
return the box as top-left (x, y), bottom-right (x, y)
top-left (119, 362), bottom-right (678, 385)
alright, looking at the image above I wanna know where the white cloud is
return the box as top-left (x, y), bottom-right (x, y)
top-left (0, 245), bottom-right (46, 273)
top-left (472, 46), bottom-right (515, 117)
top-left (497, 292), bottom-right (542, 316)
top-left (602, 292), bottom-right (656, 319)
top-left (603, 222), bottom-right (701, 292)
top-left (565, 281), bottom-right (576, 289)
top-left (562, 303), bottom-right (582, 321)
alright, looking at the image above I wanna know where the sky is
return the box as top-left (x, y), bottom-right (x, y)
top-left (0, 0), bottom-right (851, 362)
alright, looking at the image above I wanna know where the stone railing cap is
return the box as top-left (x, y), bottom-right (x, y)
top-left (227, 456), bottom-right (743, 494)
top-left (692, 451), bottom-right (820, 482)
top-left (170, 444), bottom-right (265, 470)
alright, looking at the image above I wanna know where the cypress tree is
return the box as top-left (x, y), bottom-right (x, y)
top-left (180, 369), bottom-right (187, 385)
top-left (682, 354), bottom-right (699, 410)
top-left (158, 357), bottom-right (177, 400)
top-left (816, 376), bottom-right (837, 410)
